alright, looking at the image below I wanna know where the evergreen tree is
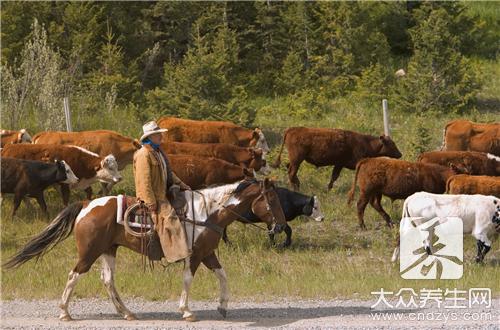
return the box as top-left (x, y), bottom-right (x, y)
top-left (395, 7), bottom-right (480, 113)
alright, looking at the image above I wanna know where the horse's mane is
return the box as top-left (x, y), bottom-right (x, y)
top-left (234, 178), bottom-right (258, 194)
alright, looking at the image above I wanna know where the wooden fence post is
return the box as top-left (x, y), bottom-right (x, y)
top-left (382, 99), bottom-right (390, 137)
top-left (63, 97), bottom-right (72, 132)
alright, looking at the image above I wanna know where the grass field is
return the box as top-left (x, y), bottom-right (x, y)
top-left (1, 57), bottom-right (499, 302)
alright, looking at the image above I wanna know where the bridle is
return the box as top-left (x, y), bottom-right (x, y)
top-left (250, 180), bottom-right (282, 232)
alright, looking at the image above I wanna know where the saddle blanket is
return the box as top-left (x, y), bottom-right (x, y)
top-left (116, 194), bottom-right (153, 229)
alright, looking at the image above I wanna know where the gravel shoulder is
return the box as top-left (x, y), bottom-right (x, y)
top-left (1, 298), bottom-right (498, 329)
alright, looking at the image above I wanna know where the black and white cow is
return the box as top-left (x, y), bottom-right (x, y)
top-left (223, 187), bottom-right (324, 247)
top-left (1, 157), bottom-right (78, 216)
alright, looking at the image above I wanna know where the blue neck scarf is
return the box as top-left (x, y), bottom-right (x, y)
top-left (142, 138), bottom-right (160, 151)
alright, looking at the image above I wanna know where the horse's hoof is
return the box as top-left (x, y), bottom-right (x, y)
top-left (217, 307), bottom-right (227, 318)
top-left (59, 314), bottom-right (73, 321)
top-left (125, 314), bottom-right (138, 321)
top-left (184, 315), bottom-right (197, 322)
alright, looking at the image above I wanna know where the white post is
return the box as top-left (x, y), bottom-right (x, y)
top-left (63, 97), bottom-right (72, 132)
top-left (382, 99), bottom-right (390, 137)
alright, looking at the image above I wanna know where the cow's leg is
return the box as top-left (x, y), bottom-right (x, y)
top-left (60, 184), bottom-right (70, 206)
top-left (100, 250), bottom-right (136, 320)
top-left (327, 166), bottom-right (343, 191)
top-left (12, 190), bottom-right (25, 217)
top-left (84, 187), bottom-right (93, 200)
top-left (356, 193), bottom-right (370, 230)
top-left (99, 182), bottom-right (114, 196)
top-left (202, 252), bottom-right (229, 318)
top-left (369, 195), bottom-right (393, 227)
top-left (475, 240), bottom-right (491, 263)
top-left (222, 227), bottom-right (231, 246)
top-left (179, 256), bottom-right (201, 322)
top-left (35, 193), bottom-right (49, 218)
top-left (280, 224), bottom-right (292, 248)
top-left (266, 224), bottom-right (276, 246)
top-left (287, 160), bottom-right (302, 191)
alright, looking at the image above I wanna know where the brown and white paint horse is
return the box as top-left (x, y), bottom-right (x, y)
top-left (4, 178), bottom-right (287, 322)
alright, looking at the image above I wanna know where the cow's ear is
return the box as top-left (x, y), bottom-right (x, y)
top-left (252, 130), bottom-right (259, 140)
top-left (379, 135), bottom-right (387, 144)
top-left (133, 139), bottom-right (142, 149)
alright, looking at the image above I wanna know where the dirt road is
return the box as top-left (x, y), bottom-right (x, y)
top-left (1, 298), bottom-right (498, 329)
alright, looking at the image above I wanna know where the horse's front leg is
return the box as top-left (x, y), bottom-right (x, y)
top-left (202, 252), bottom-right (229, 318)
top-left (179, 256), bottom-right (200, 322)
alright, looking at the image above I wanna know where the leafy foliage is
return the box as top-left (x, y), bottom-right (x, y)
top-left (0, 1), bottom-right (494, 128)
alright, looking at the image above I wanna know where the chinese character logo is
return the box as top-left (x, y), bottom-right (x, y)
top-left (400, 217), bottom-right (463, 279)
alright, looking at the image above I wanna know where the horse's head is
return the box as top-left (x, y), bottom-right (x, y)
top-left (249, 178), bottom-right (287, 235)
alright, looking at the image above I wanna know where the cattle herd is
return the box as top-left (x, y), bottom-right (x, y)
top-left (1, 118), bottom-right (499, 261)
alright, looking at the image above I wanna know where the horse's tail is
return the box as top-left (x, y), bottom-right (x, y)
top-left (347, 159), bottom-right (366, 205)
top-left (3, 202), bottom-right (84, 269)
top-left (271, 129), bottom-right (289, 168)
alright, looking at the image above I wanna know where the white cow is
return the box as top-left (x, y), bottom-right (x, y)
top-left (392, 192), bottom-right (500, 263)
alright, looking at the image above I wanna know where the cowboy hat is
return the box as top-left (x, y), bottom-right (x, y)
top-left (140, 121), bottom-right (168, 142)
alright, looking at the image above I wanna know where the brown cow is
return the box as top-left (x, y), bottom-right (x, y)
top-left (32, 130), bottom-right (141, 170)
top-left (446, 174), bottom-right (500, 198)
top-left (1, 129), bottom-right (32, 147)
top-left (441, 119), bottom-right (500, 156)
top-left (272, 127), bottom-right (402, 190)
top-left (157, 117), bottom-right (270, 153)
top-left (348, 157), bottom-right (467, 229)
top-left (418, 151), bottom-right (500, 176)
top-left (2, 144), bottom-right (122, 205)
top-left (162, 141), bottom-right (269, 173)
top-left (168, 154), bottom-right (254, 189)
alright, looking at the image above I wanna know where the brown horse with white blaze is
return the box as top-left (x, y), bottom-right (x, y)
top-left (3, 178), bottom-right (286, 322)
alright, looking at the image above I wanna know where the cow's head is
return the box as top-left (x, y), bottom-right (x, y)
top-left (250, 128), bottom-right (270, 155)
top-left (377, 135), bottom-right (402, 159)
top-left (486, 153), bottom-right (500, 175)
top-left (55, 160), bottom-right (79, 184)
top-left (18, 129), bottom-right (32, 144)
top-left (303, 196), bottom-right (324, 222)
top-left (249, 148), bottom-right (271, 174)
top-left (448, 162), bottom-right (470, 175)
top-left (96, 155), bottom-right (122, 183)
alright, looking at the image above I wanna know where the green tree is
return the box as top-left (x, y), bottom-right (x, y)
top-left (395, 8), bottom-right (481, 113)
top-left (146, 14), bottom-right (254, 125)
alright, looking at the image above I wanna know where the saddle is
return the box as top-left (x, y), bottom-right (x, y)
top-left (116, 195), bottom-right (163, 261)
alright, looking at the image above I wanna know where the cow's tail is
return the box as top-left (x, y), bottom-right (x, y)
top-left (445, 176), bottom-right (454, 194)
top-left (271, 129), bottom-right (289, 168)
top-left (347, 159), bottom-right (365, 205)
top-left (440, 121), bottom-right (453, 151)
top-left (3, 202), bottom-right (84, 269)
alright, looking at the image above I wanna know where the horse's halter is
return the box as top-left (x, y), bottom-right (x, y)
top-left (251, 181), bottom-right (284, 234)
